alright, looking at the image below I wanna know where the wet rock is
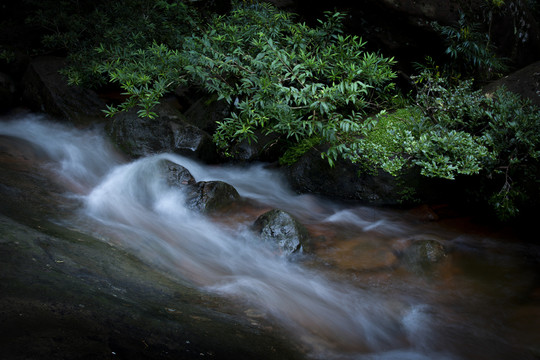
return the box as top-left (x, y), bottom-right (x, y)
top-left (285, 147), bottom-right (405, 205)
top-left (21, 56), bottom-right (106, 124)
top-left (229, 132), bottom-right (287, 163)
top-left (183, 93), bottom-right (229, 135)
top-left (107, 103), bottom-right (218, 162)
top-left (253, 209), bottom-right (309, 255)
top-left (159, 160), bottom-right (196, 187)
top-left (170, 121), bottom-right (218, 162)
top-left (156, 159), bottom-right (239, 213)
top-left (0, 216), bottom-right (303, 360)
top-left (284, 145), bottom-right (463, 205)
top-left (107, 109), bottom-right (171, 156)
top-left (184, 181), bottom-right (240, 213)
top-left (183, 94), bottom-right (285, 162)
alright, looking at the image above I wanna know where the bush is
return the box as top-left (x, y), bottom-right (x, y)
top-left (96, 2), bottom-right (398, 164)
top-left (432, 12), bottom-right (507, 80)
top-left (27, 0), bottom-right (197, 88)
top-left (181, 3), bottom-right (397, 162)
top-left (412, 70), bottom-right (540, 219)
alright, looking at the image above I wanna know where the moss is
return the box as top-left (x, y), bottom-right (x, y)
top-left (365, 107), bottom-right (423, 152)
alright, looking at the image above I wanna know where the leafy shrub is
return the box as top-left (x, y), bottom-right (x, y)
top-left (432, 12), bottom-right (507, 80)
top-left (27, 0), bottom-right (197, 88)
top-left (94, 2), bottom-right (398, 164)
top-left (180, 3), bottom-right (397, 161)
top-left (413, 70), bottom-right (540, 219)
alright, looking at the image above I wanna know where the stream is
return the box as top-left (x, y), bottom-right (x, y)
top-left (1, 113), bottom-right (539, 360)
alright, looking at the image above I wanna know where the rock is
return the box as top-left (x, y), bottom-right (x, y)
top-left (229, 132), bottom-right (287, 163)
top-left (483, 60), bottom-right (540, 107)
top-left (284, 145), bottom-right (465, 205)
top-left (170, 121), bottom-right (218, 162)
top-left (184, 181), bottom-right (240, 213)
top-left (285, 147), bottom-right (404, 205)
top-left (21, 56), bottom-right (106, 123)
top-left (107, 109), bottom-right (170, 156)
top-left (107, 102), bottom-right (219, 162)
top-left (183, 93), bottom-right (229, 135)
top-left (182, 94), bottom-right (286, 162)
top-left (252, 209), bottom-right (309, 255)
top-left (396, 236), bottom-right (448, 271)
top-left (156, 159), bottom-right (239, 213)
top-left (159, 160), bottom-right (196, 187)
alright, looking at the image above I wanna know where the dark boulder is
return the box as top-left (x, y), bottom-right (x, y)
top-left (21, 56), bottom-right (106, 124)
top-left (156, 159), bottom-right (239, 213)
top-left (483, 60), bottom-right (540, 107)
top-left (107, 110), bottom-right (171, 157)
top-left (285, 148), bottom-right (404, 205)
top-left (182, 94), bottom-right (286, 162)
top-left (184, 180), bottom-right (240, 213)
top-left (107, 101), bottom-right (219, 162)
top-left (159, 160), bottom-right (196, 187)
top-left (252, 209), bottom-right (309, 255)
top-left (183, 93), bottom-right (229, 135)
top-left (284, 145), bottom-right (465, 205)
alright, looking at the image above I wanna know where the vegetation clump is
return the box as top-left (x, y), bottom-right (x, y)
top-left (25, 0), bottom-right (540, 220)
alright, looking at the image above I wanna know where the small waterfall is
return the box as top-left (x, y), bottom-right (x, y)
top-left (82, 152), bottom-right (418, 357)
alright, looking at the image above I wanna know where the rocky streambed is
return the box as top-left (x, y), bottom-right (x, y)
top-left (1, 115), bottom-right (540, 360)
top-left (0, 128), bottom-right (304, 360)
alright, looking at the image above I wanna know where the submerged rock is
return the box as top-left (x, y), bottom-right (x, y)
top-left (157, 159), bottom-right (239, 213)
top-left (253, 209), bottom-right (309, 255)
top-left (397, 236), bottom-right (449, 272)
top-left (184, 180), bottom-right (240, 213)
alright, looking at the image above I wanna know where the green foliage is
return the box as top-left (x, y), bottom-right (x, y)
top-left (27, 0), bottom-right (539, 220)
top-left (280, 136), bottom-right (322, 165)
top-left (98, 43), bottom-right (188, 119)
top-left (413, 70), bottom-right (540, 219)
top-left (28, 0), bottom-right (197, 88)
top-left (180, 3), bottom-right (397, 161)
top-left (482, 89), bottom-right (540, 219)
top-left (342, 103), bottom-right (490, 180)
top-left (341, 69), bottom-right (539, 219)
top-left (0, 48), bottom-right (15, 63)
top-left (432, 12), bottom-right (507, 80)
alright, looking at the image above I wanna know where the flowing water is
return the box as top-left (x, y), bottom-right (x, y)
top-left (1, 114), bottom-right (539, 360)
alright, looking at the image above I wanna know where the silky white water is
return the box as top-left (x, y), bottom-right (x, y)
top-left (1, 114), bottom-right (538, 360)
